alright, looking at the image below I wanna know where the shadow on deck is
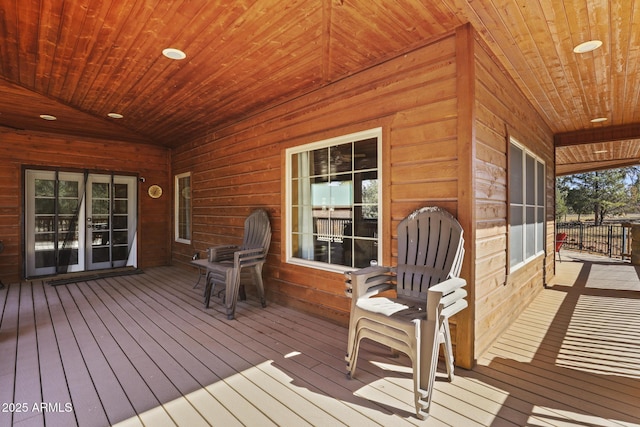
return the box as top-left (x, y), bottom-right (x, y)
top-left (470, 250), bottom-right (640, 426)
top-left (0, 254), bottom-right (638, 426)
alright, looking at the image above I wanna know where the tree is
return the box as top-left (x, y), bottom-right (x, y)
top-left (625, 166), bottom-right (640, 213)
top-left (565, 187), bottom-right (591, 220)
top-left (559, 168), bottom-right (632, 225)
top-left (555, 187), bottom-right (568, 221)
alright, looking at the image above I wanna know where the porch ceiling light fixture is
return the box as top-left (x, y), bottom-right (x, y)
top-left (594, 150), bottom-right (608, 154)
top-left (590, 117), bottom-right (608, 123)
top-left (573, 40), bottom-right (603, 53)
top-left (162, 48), bottom-right (186, 60)
top-left (107, 112), bottom-right (124, 119)
top-left (39, 114), bottom-right (57, 121)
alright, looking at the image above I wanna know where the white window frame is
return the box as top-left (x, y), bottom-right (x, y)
top-left (174, 172), bottom-right (192, 244)
top-left (285, 128), bottom-right (382, 273)
top-left (509, 138), bottom-right (545, 271)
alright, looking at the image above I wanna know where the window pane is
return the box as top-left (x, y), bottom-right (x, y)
top-left (92, 182), bottom-right (109, 199)
top-left (35, 217), bottom-right (55, 232)
top-left (113, 246), bottom-right (128, 261)
top-left (310, 176), bottom-right (334, 208)
top-left (537, 161), bottom-right (545, 205)
top-left (310, 147), bottom-right (329, 176)
top-left (114, 200), bottom-right (128, 214)
top-left (35, 179), bottom-right (55, 197)
top-left (113, 231), bottom-right (128, 245)
top-left (93, 247), bottom-right (110, 263)
top-left (59, 199), bottom-right (79, 215)
top-left (59, 181), bottom-right (79, 198)
top-left (114, 183), bottom-right (128, 198)
top-left (526, 154), bottom-right (535, 205)
top-left (330, 143), bottom-right (353, 174)
top-left (526, 207), bottom-right (536, 258)
top-left (113, 215), bottom-right (128, 229)
top-left (536, 206), bottom-right (545, 251)
top-left (35, 199), bottom-right (55, 214)
top-left (510, 205), bottom-right (523, 266)
top-left (354, 138), bottom-right (377, 170)
top-left (510, 146), bottom-right (523, 204)
top-left (92, 200), bottom-right (109, 215)
top-left (353, 238), bottom-right (377, 268)
top-left (35, 248), bottom-right (55, 268)
top-left (328, 176), bottom-right (352, 208)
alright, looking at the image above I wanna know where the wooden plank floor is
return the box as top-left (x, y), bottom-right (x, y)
top-left (1, 253), bottom-right (639, 426)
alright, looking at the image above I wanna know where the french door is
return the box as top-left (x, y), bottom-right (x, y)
top-left (25, 170), bottom-right (138, 277)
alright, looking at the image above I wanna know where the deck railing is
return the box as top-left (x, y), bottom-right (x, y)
top-left (556, 222), bottom-right (632, 259)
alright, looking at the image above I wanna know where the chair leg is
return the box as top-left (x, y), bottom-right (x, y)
top-left (250, 264), bottom-right (267, 308)
top-left (203, 272), bottom-right (213, 308)
top-left (225, 268), bottom-right (240, 320)
top-left (346, 330), bottom-right (364, 379)
top-left (345, 316), bottom-right (358, 375)
top-left (440, 320), bottom-right (455, 381)
top-left (417, 318), bottom-right (440, 420)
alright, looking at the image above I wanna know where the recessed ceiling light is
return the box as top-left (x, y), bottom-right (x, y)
top-left (39, 114), bottom-right (57, 121)
top-left (573, 40), bottom-right (603, 54)
top-left (162, 48), bottom-right (186, 60)
top-left (590, 117), bottom-right (608, 123)
top-left (107, 112), bottom-right (124, 119)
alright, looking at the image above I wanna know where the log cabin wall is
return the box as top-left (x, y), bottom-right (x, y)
top-left (472, 32), bottom-right (555, 358)
top-left (173, 29), bottom-right (474, 362)
top-left (172, 25), bottom-right (555, 368)
top-left (173, 31), bottom-right (461, 314)
top-left (0, 129), bottom-right (172, 283)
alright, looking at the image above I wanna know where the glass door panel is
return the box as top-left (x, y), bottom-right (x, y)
top-left (86, 175), bottom-right (137, 270)
top-left (26, 171), bottom-right (85, 277)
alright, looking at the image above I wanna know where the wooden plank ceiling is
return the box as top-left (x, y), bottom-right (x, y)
top-left (0, 0), bottom-right (639, 174)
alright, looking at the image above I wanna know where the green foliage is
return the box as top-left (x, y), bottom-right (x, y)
top-left (557, 167), bottom-right (637, 225)
top-left (555, 186), bottom-right (568, 221)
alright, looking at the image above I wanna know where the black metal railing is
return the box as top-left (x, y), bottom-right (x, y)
top-left (556, 222), bottom-right (632, 259)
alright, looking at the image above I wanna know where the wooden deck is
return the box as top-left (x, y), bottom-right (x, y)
top-left (1, 253), bottom-right (639, 426)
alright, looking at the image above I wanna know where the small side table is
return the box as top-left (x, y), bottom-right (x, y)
top-left (191, 258), bottom-right (210, 289)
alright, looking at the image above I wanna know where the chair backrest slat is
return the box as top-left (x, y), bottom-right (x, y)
top-left (241, 209), bottom-right (272, 256)
top-left (396, 207), bottom-right (464, 299)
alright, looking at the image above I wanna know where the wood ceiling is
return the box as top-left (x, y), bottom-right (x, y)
top-left (1, 0), bottom-right (639, 175)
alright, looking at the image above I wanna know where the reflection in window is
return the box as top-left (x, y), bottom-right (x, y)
top-left (287, 128), bottom-right (381, 270)
top-left (509, 139), bottom-right (545, 270)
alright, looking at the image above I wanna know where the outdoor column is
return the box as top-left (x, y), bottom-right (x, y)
top-left (630, 224), bottom-right (640, 265)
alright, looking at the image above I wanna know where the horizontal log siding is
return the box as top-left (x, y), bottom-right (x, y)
top-left (0, 129), bottom-right (172, 283)
top-left (473, 35), bottom-right (555, 358)
top-left (172, 33), bottom-right (460, 325)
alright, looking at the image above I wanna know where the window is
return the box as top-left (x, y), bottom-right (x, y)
top-left (175, 172), bottom-right (191, 244)
top-left (509, 139), bottom-right (545, 270)
top-left (286, 128), bottom-right (381, 271)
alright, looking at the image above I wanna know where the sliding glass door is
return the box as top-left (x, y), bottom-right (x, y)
top-left (25, 170), bottom-right (137, 277)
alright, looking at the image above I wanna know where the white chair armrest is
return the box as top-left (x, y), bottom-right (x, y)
top-left (429, 277), bottom-right (466, 296)
top-left (429, 277), bottom-right (467, 317)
